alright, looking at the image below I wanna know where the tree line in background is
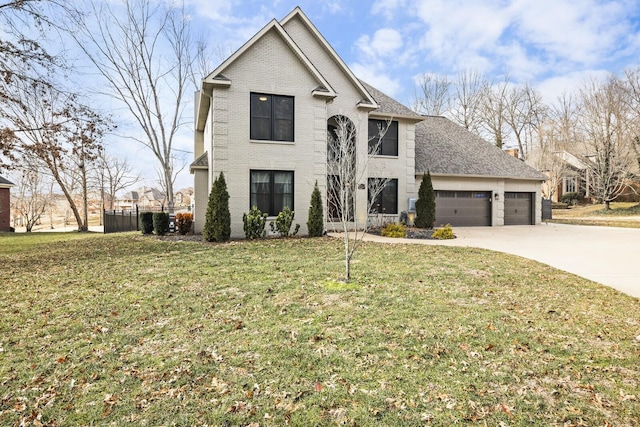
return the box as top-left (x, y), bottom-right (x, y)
top-left (0, 0), bottom-right (206, 230)
top-left (3, 0), bottom-right (640, 234)
top-left (412, 69), bottom-right (640, 208)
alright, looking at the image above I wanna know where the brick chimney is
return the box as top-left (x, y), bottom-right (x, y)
top-left (504, 148), bottom-right (519, 159)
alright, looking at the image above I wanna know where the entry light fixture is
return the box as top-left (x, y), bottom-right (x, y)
top-left (258, 96), bottom-right (268, 101)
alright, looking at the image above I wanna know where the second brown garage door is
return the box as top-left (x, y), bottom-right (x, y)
top-left (504, 192), bottom-right (533, 225)
top-left (435, 191), bottom-right (492, 226)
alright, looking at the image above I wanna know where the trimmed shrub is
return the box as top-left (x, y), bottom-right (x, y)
top-left (153, 212), bottom-right (170, 235)
top-left (243, 206), bottom-right (267, 239)
top-left (140, 212), bottom-right (154, 234)
top-left (176, 212), bottom-right (193, 235)
top-left (432, 224), bottom-right (455, 240)
top-left (203, 172), bottom-right (231, 242)
top-left (560, 192), bottom-right (581, 205)
top-left (307, 181), bottom-right (324, 237)
top-left (270, 206), bottom-right (300, 237)
top-left (414, 171), bottom-right (436, 229)
top-left (381, 222), bottom-right (406, 238)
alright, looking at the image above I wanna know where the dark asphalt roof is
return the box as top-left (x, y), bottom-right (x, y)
top-left (415, 115), bottom-right (547, 180)
top-left (0, 175), bottom-right (15, 186)
top-left (360, 80), bottom-right (423, 120)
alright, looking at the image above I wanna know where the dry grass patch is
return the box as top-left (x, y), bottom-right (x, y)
top-left (0, 233), bottom-right (638, 426)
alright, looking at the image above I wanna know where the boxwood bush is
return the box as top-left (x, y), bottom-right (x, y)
top-left (153, 212), bottom-right (170, 236)
top-left (140, 212), bottom-right (154, 234)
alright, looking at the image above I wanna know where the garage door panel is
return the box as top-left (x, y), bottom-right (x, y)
top-left (504, 192), bottom-right (533, 225)
top-left (435, 191), bottom-right (491, 227)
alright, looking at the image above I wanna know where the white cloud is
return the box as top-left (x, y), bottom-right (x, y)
top-left (323, 2), bottom-right (343, 14)
top-left (535, 69), bottom-right (611, 104)
top-left (371, 0), bottom-right (407, 19)
top-left (355, 28), bottom-right (403, 59)
top-left (350, 62), bottom-right (401, 98)
top-left (511, 0), bottom-right (631, 66)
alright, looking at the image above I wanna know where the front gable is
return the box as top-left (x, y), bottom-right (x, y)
top-left (196, 19), bottom-right (336, 132)
top-left (280, 8), bottom-right (378, 112)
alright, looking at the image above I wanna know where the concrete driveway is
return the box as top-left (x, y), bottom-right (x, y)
top-left (360, 223), bottom-right (640, 299)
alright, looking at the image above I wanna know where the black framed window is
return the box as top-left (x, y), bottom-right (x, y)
top-left (368, 119), bottom-right (398, 156)
top-left (368, 178), bottom-right (398, 214)
top-left (250, 170), bottom-right (294, 215)
top-left (250, 93), bottom-right (294, 141)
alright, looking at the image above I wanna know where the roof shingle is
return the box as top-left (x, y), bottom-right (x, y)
top-left (415, 116), bottom-right (547, 180)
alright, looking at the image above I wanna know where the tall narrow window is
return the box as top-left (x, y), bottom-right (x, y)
top-left (368, 178), bottom-right (398, 214)
top-left (368, 119), bottom-right (398, 156)
top-left (250, 170), bottom-right (294, 215)
top-left (250, 93), bottom-right (294, 141)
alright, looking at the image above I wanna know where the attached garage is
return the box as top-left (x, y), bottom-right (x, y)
top-left (414, 116), bottom-right (547, 227)
top-left (435, 190), bottom-right (491, 226)
top-left (504, 192), bottom-right (534, 225)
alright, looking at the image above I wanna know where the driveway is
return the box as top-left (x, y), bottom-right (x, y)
top-left (360, 223), bottom-right (640, 299)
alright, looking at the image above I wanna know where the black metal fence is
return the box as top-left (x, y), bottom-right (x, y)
top-left (541, 199), bottom-right (552, 221)
top-left (103, 207), bottom-right (139, 233)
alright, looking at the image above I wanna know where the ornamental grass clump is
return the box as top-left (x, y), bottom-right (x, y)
top-left (381, 222), bottom-right (406, 238)
top-left (432, 223), bottom-right (455, 239)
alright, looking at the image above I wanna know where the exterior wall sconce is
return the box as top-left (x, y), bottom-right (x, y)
top-left (494, 193), bottom-right (499, 200)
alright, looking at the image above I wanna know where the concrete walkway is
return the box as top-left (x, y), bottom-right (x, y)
top-left (353, 223), bottom-right (640, 299)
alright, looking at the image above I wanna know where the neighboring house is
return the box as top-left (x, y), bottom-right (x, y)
top-left (191, 7), bottom-right (546, 236)
top-left (174, 187), bottom-right (194, 207)
top-left (527, 149), bottom-right (593, 203)
top-left (550, 151), bottom-right (593, 202)
top-left (0, 175), bottom-right (15, 232)
top-left (114, 187), bottom-right (167, 211)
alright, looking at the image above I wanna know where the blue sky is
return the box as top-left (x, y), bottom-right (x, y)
top-left (76, 0), bottom-right (640, 192)
top-left (189, 0), bottom-right (640, 104)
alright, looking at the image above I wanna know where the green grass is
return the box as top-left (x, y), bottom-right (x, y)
top-left (1, 233), bottom-right (639, 426)
top-left (551, 202), bottom-right (640, 228)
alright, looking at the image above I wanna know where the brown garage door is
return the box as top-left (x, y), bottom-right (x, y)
top-left (504, 192), bottom-right (533, 225)
top-left (435, 191), bottom-right (492, 226)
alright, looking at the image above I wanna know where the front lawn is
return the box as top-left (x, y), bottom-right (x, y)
top-left (1, 233), bottom-right (638, 426)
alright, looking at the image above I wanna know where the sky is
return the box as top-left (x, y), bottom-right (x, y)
top-left (57, 0), bottom-right (640, 193)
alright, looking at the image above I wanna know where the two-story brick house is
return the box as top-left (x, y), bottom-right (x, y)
top-left (191, 7), bottom-right (546, 236)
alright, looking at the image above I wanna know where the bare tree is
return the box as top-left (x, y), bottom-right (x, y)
top-left (532, 93), bottom-right (580, 200)
top-left (70, 0), bottom-right (205, 209)
top-left (412, 73), bottom-right (452, 115)
top-left (12, 166), bottom-right (50, 232)
top-left (503, 83), bottom-right (546, 160)
top-left (93, 151), bottom-right (141, 211)
top-left (0, 0), bottom-right (79, 167)
top-left (326, 115), bottom-right (391, 281)
top-left (480, 77), bottom-right (511, 149)
top-left (621, 67), bottom-right (640, 173)
top-left (449, 70), bottom-right (487, 134)
top-left (0, 78), bottom-right (109, 230)
top-left (578, 76), bottom-right (633, 209)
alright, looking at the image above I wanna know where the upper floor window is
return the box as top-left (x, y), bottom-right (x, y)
top-left (368, 119), bottom-right (398, 156)
top-left (250, 93), bottom-right (294, 142)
